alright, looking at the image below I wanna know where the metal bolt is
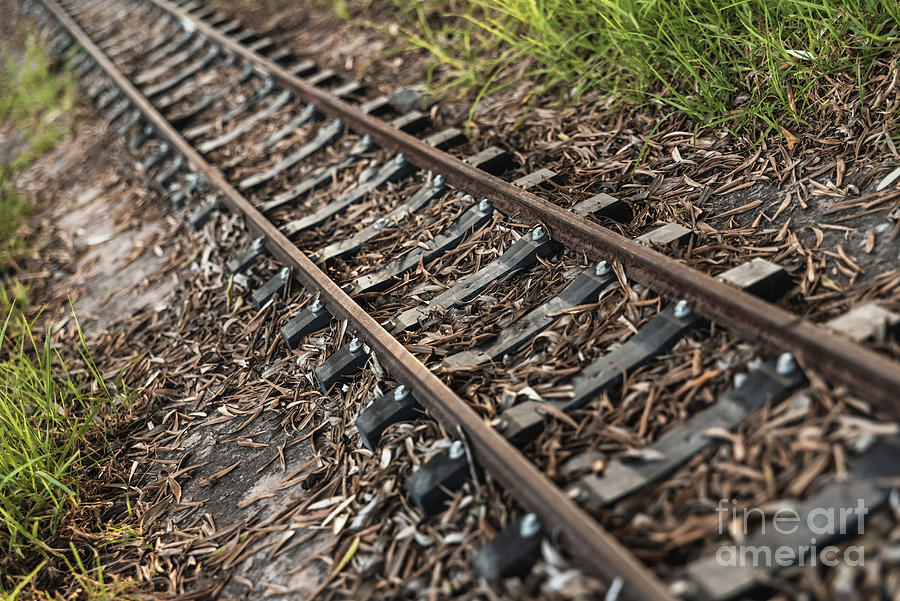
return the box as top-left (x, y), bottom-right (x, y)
top-left (360, 134), bottom-right (372, 147)
top-left (393, 385), bottom-right (409, 401)
top-left (309, 299), bottom-right (324, 313)
top-left (448, 440), bottom-right (465, 460)
top-left (673, 299), bottom-right (691, 319)
top-left (333, 118), bottom-right (343, 129)
top-left (531, 226), bottom-right (546, 241)
top-left (733, 373), bottom-right (747, 389)
top-left (394, 153), bottom-right (406, 166)
top-left (278, 266), bottom-right (290, 280)
top-left (251, 236), bottom-right (265, 250)
top-left (567, 486), bottom-right (587, 504)
top-left (374, 217), bottom-right (387, 229)
top-left (776, 352), bottom-right (796, 375)
top-left (669, 579), bottom-right (697, 599)
top-left (595, 260), bottom-right (610, 276)
top-left (490, 417), bottom-right (508, 432)
top-left (433, 174), bottom-right (445, 188)
top-left (519, 513), bottom-right (541, 538)
top-left (348, 337), bottom-right (362, 353)
top-left (478, 198), bottom-right (491, 212)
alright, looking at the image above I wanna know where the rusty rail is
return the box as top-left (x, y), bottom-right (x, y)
top-left (36, 0), bottom-right (678, 599)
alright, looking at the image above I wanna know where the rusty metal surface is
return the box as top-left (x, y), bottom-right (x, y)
top-left (37, 0), bottom-right (678, 598)
top-left (145, 0), bottom-right (900, 413)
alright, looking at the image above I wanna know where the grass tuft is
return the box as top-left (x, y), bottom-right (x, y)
top-left (0, 303), bottom-right (118, 598)
top-left (385, 0), bottom-right (900, 130)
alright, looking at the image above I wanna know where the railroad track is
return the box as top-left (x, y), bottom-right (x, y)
top-left (27, 0), bottom-right (900, 598)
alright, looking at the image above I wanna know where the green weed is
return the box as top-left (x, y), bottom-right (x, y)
top-left (384, 0), bottom-right (900, 130)
top-left (0, 306), bottom-right (114, 595)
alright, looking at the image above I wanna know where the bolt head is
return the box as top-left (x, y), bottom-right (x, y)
top-left (393, 385), bottom-right (409, 401)
top-left (673, 299), bottom-right (691, 319)
top-left (251, 236), bottom-right (265, 250)
top-left (478, 198), bottom-right (491, 213)
top-left (279, 266), bottom-right (290, 279)
top-left (448, 439), bottom-right (465, 460)
top-left (309, 299), bottom-right (324, 313)
top-left (333, 118), bottom-right (343, 129)
top-left (519, 513), bottom-right (541, 538)
top-left (776, 352), bottom-right (796, 375)
top-left (531, 226), bottom-right (546, 241)
top-left (348, 337), bottom-right (362, 353)
top-left (490, 417), bottom-right (508, 431)
top-left (433, 174), bottom-right (445, 188)
top-left (567, 486), bottom-right (587, 504)
top-left (374, 217), bottom-right (387, 229)
top-left (394, 153), bottom-right (406, 166)
top-left (360, 134), bottom-right (372, 147)
top-left (595, 260), bottom-right (610, 276)
top-left (733, 373), bottom-right (747, 389)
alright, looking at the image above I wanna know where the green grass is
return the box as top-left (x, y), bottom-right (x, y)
top-left (1, 33), bottom-right (74, 271)
top-left (0, 304), bottom-right (115, 594)
top-left (384, 0), bottom-right (900, 130)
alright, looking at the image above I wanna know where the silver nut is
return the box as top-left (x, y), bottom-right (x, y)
top-left (333, 118), bottom-right (343, 129)
top-left (279, 266), bottom-right (290, 280)
top-left (669, 579), bottom-right (698, 599)
top-left (567, 486), bottom-right (587, 504)
top-left (490, 417), bottom-right (508, 432)
top-left (309, 299), bottom-right (324, 313)
top-left (374, 217), bottom-right (387, 229)
top-left (394, 153), bottom-right (406, 166)
top-left (251, 236), bottom-right (265, 250)
top-left (595, 260), bottom-right (610, 276)
top-left (478, 198), bottom-right (491, 212)
top-left (531, 226), bottom-right (546, 241)
top-left (519, 513), bottom-right (541, 538)
top-left (673, 299), bottom-right (691, 319)
top-left (348, 337), bottom-right (362, 353)
top-left (433, 174), bottom-right (445, 188)
top-left (733, 373), bottom-right (747, 389)
top-left (393, 385), bottom-right (409, 401)
top-left (776, 352), bottom-right (796, 375)
top-left (360, 134), bottom-right (372, 146)
top-left (448, 440), bottom-right (465, 460)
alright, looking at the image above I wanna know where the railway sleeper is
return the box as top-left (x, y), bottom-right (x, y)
top-left (258, 124), bottom-right (460, 214)
top-left (143, 45), bottom-right (219, 99)
top-left (256, 133), bottom-right (376, 213)
top-left (183, 77), bottom-right (277, 140)
top-left (497, 259), bottom-right (790, 445)
top-left (476, 353), bottom-right (805, 581)
top-left (404, 259), bottom-right (787, 521)
top-left (278, 152), bottom-right (416, 236)
top-left (278, 140), bottom-right (505, 239)
top-left (673, 433), bottom-right (900, 601)
top-left (312, 172), bottom-right (449, 264)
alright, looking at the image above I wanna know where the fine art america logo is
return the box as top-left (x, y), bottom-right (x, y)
top-left (715, 499), bottom-right (868, 567)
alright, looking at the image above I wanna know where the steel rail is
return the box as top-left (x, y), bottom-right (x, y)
top-left (36, 0), bottom-right (677, 599)
top-left (142, 0), bottom-right (900, 413)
